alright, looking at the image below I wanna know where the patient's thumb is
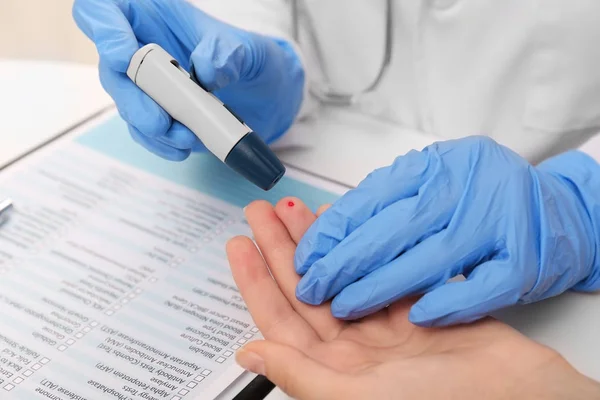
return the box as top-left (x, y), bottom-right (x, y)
top-left (236, 340), bottom-right (349, 399)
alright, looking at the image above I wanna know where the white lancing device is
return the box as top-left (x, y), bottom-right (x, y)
top-left (126, 43), bottom-right (286, 191)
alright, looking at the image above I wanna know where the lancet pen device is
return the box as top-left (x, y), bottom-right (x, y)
top-left (126, 44), bottom-right (286, 191)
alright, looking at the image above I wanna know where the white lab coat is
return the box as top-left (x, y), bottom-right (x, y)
top-left (189, 0), bottom-right (600, 163)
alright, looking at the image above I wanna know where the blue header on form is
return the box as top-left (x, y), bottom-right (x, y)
top-left (75, 116), bottom-right (339, 210)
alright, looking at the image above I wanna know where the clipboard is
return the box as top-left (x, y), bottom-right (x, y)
top-left (0, 108), bottom-right (351, 400)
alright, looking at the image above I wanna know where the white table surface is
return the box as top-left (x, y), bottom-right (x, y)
top-left (1, 60), bottom-right (599, 399)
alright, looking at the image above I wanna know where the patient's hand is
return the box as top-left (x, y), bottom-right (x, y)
top-left (226, 199), bottom-right (599, 400)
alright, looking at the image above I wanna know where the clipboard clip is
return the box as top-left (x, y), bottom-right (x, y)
top-left (0, 197), bottom-right (14, 225)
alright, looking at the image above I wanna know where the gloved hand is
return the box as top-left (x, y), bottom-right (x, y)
top-left (73, 0), bottom-right (304, 161)
top-left (295, 136), bottom-right (600, 327)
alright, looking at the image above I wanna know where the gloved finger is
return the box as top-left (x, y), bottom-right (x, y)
top-left (74, 0), bottom-right (202, 141)
top-left (296, 193), bottom-right (454, 306)
top-left (408, 260), bottom-right (520, 327)
top-left (129, 126), bottom-right (191, 162)
top-left (329, 231), bottom-right (496, 320)
top-left (73, 0), bottom-right (139, 72)
top-left (189, 30), bottom-right (251, 92)
top-left (295, 149), bottom-right (437, 275)
top-left (158, 121), bottom-right (204, 151)
top-left (99, 60), bottom-right (171, 139)
top-left (143, 1), bottom-right (221, 65)
top-left (74, 0), bottom-right (198, 70)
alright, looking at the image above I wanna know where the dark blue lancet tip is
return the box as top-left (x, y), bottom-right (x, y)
top-left (224, 132), bottom-right (286, 191)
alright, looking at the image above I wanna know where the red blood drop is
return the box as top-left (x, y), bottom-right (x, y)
top-left (287, 201), bottom-right (295, 207)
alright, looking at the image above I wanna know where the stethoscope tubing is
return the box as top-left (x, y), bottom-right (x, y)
top-left (291, 0), bottom-right (394, 105)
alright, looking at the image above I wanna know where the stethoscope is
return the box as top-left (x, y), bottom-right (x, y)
top-left (291, 0), bottom-right (394, 106)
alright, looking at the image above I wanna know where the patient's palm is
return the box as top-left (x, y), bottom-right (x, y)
top-left (227, 200), bottom-right (565, 400)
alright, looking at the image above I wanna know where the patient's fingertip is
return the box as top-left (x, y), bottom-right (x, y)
top-left (245, 200), bottom-right (272, 214)
top-left (316, 204), bottom-right (332, 217)
top-left (275, 196), bottom-right (302, 212)
top-left (226, 236), bottom-right (252, 256)
top-left (276, 198), bottom-right (315, 222)
top-left (278, 196), bottom-right (300, 207)
top-left (245, 201), bottom-right (276, 225)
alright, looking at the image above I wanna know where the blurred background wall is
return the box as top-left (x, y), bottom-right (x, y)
top-left (0, 0), bottom-right (97, 64)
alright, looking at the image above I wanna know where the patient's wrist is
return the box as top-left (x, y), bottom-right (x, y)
top-left (517, 353), bottom-right (600, 399)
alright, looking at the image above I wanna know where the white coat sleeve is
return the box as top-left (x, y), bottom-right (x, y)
top-left (187, 0), bottom-right (318, 125)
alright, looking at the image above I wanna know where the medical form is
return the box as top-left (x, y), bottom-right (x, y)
top-left (0, 112), bottom-right (343, 400)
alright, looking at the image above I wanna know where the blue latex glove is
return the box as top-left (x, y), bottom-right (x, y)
top-left (73, 0), bottom-right (304, 161)
top-left (295, 136), bottom-right (600, 327)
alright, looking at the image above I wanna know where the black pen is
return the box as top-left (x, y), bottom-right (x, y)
top-left (232, 376), bottom-right (275, 400)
